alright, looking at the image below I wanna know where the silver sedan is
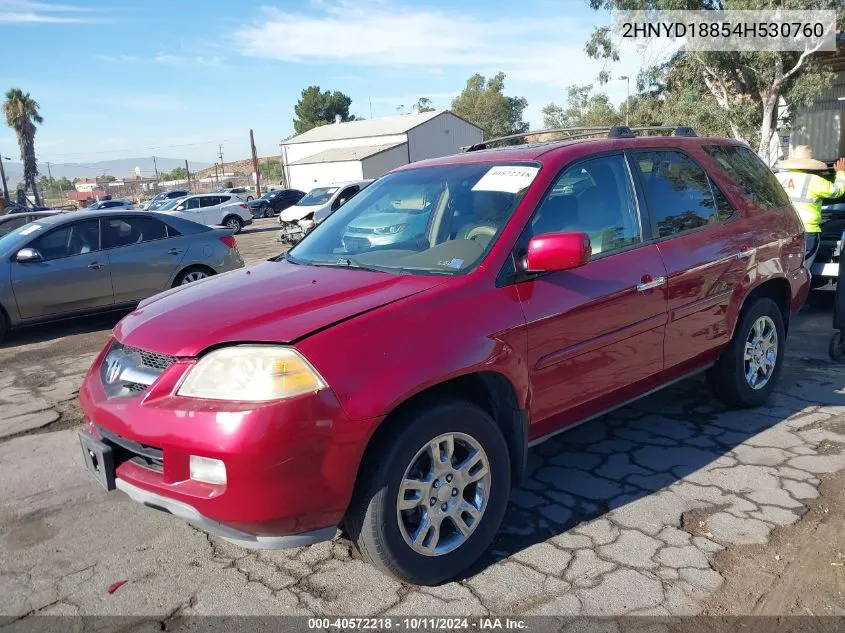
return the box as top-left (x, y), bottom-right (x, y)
top-left (0, 210), bottom-right (244, 341)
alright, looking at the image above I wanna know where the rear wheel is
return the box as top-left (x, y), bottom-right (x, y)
top-left (345, 397), bottom-right (510, 585)
top-left (263, 206), bottom-right (273, 219)
top-left (173, 266), bottom-right (214, 287)
top-left (223, 215), bottom-right (243, 234)
top-left (0, 306), bottom-right (8, 343)
top-left (707, 297), bottom-right (785, 407)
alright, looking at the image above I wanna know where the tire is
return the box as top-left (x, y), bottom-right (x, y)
top-left (222, 215), bottom-right (243, 234)
top-left (172, 266), bottom-right (214, 287)
top-left (707, 297), bottom-right (785, 408)
top-left (829, 331), bottom-right (845, 363)
top-left (345, 396), bottom-right (510, 585)
top-left (263, 206), bottom-right (273, 219)
top-left (0, 306), bottom-right (8, 344)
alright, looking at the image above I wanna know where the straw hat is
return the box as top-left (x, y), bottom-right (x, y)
top-left (777, 145), bottom-right (828, 171)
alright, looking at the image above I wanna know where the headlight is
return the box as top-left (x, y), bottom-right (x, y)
top-left (299, 219), bottom-right (316, 230)
top-left (374, 223), bottom-right (407, 235)
top-left (178, 346), bottom-right (326, 401)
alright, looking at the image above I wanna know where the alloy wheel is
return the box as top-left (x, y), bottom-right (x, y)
top-left (181, 271), bottom-right (208, 284)
top-left (744, 315), bottom-right (778, 390)
top-left (396, 432), bottom-right (491, 557)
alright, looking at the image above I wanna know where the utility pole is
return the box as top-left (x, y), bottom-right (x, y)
top-left (218, 144), bottom-right (224, 174)
top-left (279, 142), bottom-right (288, 188)
top-left (46, 162), bottom-right (55, 201)
top-left (249, 129), bottom-right (260, 198)
top-left (152, 156), bottom-right (159, 181)
top-left (214, 162), bottom-right (220, 188)
top-left (0, 154), bottom-right (8, 202)
top-left (185, 159), bottom-right (191, 192)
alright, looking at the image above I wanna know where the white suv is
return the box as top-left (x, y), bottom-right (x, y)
top-left (158, 193), bottom-right (253, 233)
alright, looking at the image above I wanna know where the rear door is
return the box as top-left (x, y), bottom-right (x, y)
top-left (101, 215), bottom-right (187, 302)
top-left (515, 153), bottom-right (669, 440)
top-left (10, 219), bottom-right (114, 319)
top-left (629, 148), bottom-right (747, 370)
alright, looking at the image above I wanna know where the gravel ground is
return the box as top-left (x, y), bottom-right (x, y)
top-left (0, 221), bottom-right (843, 622)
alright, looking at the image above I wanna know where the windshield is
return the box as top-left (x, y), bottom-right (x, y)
top-left (288, 162), bottom-right (538, 275)
top-left (0, 221), bottom-right (45, 253)
top-left (261, 190), bottom-right (278, 199)
top-left (297, 187), bottom-right (339, 206)
top-left (159, 197), bottom-right (184, 211)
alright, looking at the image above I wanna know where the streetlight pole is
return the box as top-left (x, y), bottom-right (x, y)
top-left (619, 75), bottom-right (630, 127)
top-left (0, 154), bottom-right (9, 203)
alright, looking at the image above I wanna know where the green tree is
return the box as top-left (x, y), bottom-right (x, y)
top-left (451, 72), bottom-right (529, 140)
top-left (259, 161), bottom-right (283, 182)
top-left (164, 167), bottom-right (188, 180)
top-left (3, 88), bottom-right (43, 204)
top-left (542, 84), bottom-right (623, 128)
top-left (99, 174), bottom-right (117, 182)
top-left (585, 0), bottom-right (843, 161)
top-left (414, 97), bottom-right (436, 112)
top-left (293, 86), bottom-right (356, 134)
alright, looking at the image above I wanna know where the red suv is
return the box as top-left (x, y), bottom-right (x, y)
top-left (79, 127), bottom-right (810, 585)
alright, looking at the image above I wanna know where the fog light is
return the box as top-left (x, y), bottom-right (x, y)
top-left (189, 456), bottom-right (227, 484)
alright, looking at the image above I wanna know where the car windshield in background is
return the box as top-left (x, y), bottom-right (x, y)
top-left (260, 191), bottom-right (278, 199)
top-left (288, 162), bottom-right (538, 276)
top-left (158, 198), bottom-right (183, 211)
top-left (0, 222), bottom-right (44, 251)
top-left (297, 187), bottom-right (338, 206)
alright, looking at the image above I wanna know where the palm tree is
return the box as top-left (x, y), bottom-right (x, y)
top-left (3, 88), bottom-right (43, 205)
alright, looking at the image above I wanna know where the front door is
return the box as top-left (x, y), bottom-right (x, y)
top-left (514, 154), bottom-right (669, 441)
top-left (101, 215), bottom-right (186, 302)
top-left (629, 148), bottom-right (749, 369)
top-left (10, 219), bottom-right (114, 320)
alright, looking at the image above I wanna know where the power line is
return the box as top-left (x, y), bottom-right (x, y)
top-left (41, 137), bottom-right (242, 159)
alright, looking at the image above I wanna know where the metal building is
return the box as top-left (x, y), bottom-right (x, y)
top-left (281, 111), bottom-right (483, 192)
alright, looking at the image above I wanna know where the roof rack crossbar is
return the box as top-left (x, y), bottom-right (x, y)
top-left (462, 125), bottom-right (696, 152)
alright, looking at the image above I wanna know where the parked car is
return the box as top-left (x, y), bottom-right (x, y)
top-left (220, 187), bottom-right (255, 202)
top-left (341, 183), bottom-right (432, 253)
top-left (278, 180), bottom-right (373, 243)
top-left (248, 189), bottom-right (306, 219)
top-left (0, 210), bottom-right (62, 237)
top-left (86, 200), bottom-right (134, 211)
top-left (147, 190), bottom-right (190, 212)
top-left (77, 129), bottom-right (809, 585)
top-left (156, 193), bottom-right (253, 234)
top-left (0, 210), bottom-right (244, 341)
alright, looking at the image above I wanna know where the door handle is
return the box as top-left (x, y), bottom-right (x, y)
top-left (637, 276), bottom-right (666, 292)
top-left (737, 246), bottom-right (757, 259)
top-left (87, 261), bottom-right (105, 270)
top-left (168, 248), bottom-right (184, 255)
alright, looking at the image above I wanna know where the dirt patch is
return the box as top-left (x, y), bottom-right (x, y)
top-left (700, 469), bottom-right (845, 616)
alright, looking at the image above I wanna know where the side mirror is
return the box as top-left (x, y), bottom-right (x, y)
top-left (175, 204), bottom-right (185, 211)
top-left (15, 247), bottom-right (42, 263)
top-left (524, 232), bottom-right (591, 273)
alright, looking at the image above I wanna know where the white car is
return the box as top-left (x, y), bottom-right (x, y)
top-left (157, 193), bottom-right (254, 233)
top-left (87, 199), bottom-right (134, 211)
top-left (278, 179), bottom-right (374, 242)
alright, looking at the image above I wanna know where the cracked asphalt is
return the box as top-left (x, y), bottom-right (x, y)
top-left (1, 220), bottom-right (844, 620)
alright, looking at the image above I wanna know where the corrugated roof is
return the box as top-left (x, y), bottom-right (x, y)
top-left (288, 142), bottom-right (406, 166)
top-left (284, 111), bottom-right (444, 145)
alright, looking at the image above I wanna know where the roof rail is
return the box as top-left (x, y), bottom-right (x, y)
top-left (462, 125), bottom-right (697, 152)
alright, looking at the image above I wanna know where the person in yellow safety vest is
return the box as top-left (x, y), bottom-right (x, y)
top-left (776, 145), bottom-right (845, 271)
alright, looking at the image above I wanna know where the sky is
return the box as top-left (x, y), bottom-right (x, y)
top-left (0, 0), bottom-right (670, 170)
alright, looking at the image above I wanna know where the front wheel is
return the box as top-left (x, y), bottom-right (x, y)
top-left (345, 397), bottom-right (510, 585)
top-left (707, 297), bottom-right (786, 408)
top-left (223, 215), bottom-right (243, 234)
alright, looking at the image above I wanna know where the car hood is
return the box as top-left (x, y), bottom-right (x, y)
top-left (348, 212), bottom-right (421, 230)
top-left (248, 199), bottom-right (268, 207)
top-left (280, 202), bottom-right (328, 222)
top-left (113, 261), bottom-right (444, 357)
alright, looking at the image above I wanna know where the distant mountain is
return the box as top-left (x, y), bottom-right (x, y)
top-left (2, 157), bottom-right (213, 188)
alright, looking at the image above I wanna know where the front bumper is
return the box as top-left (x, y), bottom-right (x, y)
top-left (79, 341), bottom-right (381, 545)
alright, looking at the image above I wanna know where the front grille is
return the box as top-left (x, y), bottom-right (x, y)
top-left (98, 426), bottom-right (163, 472)
top-left (133, 347), bottom-right (176, 372)
top-left (348, 226), bottom-right (377, 234)
top-left (343, 236), bottom-right (371, 252)
top-left (101, 341), bottom-right (179, 398)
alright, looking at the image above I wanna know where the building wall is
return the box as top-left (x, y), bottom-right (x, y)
top-left (790, 71), bottom-right (845, 161)
top-left (362, 145), bottom-right (409, 180)
top-left (283, 134), bottom-right (407, 165)
top-left (406, 112), bottom-right (483, 163)
top-left (287, 161), bottom-right (364, 191)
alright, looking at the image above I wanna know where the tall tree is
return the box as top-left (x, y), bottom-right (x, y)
top-left (542, 85), bottom-right (623, 128)
top-left (451, 72), bottom-right (529, 140)
top-left (414, 97), bottom-right (436, 113)
top-left (293, 86), bottom-right (356, 134)
top-left (585, 0), bottom-right (843, 162)
top-left (3, 88), bottom-right (43, 204)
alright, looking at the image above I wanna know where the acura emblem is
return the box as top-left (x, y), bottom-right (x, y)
top-left (104, 356), bottom-right (123, 385)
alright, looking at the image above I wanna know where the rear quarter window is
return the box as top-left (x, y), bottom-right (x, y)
top-left (703, 145), bottom-right (790, 210)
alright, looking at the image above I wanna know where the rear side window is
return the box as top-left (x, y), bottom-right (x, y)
top-left (103, 216), bottom-right (168, 248)
top-left (703, 145), bottom-right (790, 209)
top-left (0, 216), bottom-right (28, 237)
top-left (632, 150), bottom-right (727, 238)
top-left (218, 195), bottom-right (231, 204)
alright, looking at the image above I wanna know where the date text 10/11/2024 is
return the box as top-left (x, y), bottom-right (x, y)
top-left (307, 618), bottom-right (528, 630)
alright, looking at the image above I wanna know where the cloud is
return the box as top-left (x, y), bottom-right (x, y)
top-left (0, 0), bottom-right (108, 24)
top-left (234, 1), bottom-right (661, 91)
top-left (154, 53), bottom-right (224, 67)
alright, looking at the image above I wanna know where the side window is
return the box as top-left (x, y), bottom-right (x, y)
top-left (29, 220), bottom-right (100, 260)
top-left (218, 196), bottom-right (231, 205)
top-left (333, 186), bottom-right (360, 211)
top-left (703, 145), bottom-right (791, 209)
top-left (198, 196), bottom-right (216, 208)
top-left (0, 217), bottom-right (29, 237)
top-left (633, 150), bottom-right (722, 238)
top-left (103, 217), bottom-right (168, 249)
top-left (527, 154), bottom-right (642, 256)
top-left (186, 198), bottom-right (201, 210)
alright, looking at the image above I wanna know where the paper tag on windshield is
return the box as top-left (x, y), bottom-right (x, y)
top-left (472, 165), bottom-right (539, 194)
top-left (19, 224), bottom-right (42, 236)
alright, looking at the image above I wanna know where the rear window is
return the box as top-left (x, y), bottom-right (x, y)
top-left (703, 145), bottom-right (790, 210)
